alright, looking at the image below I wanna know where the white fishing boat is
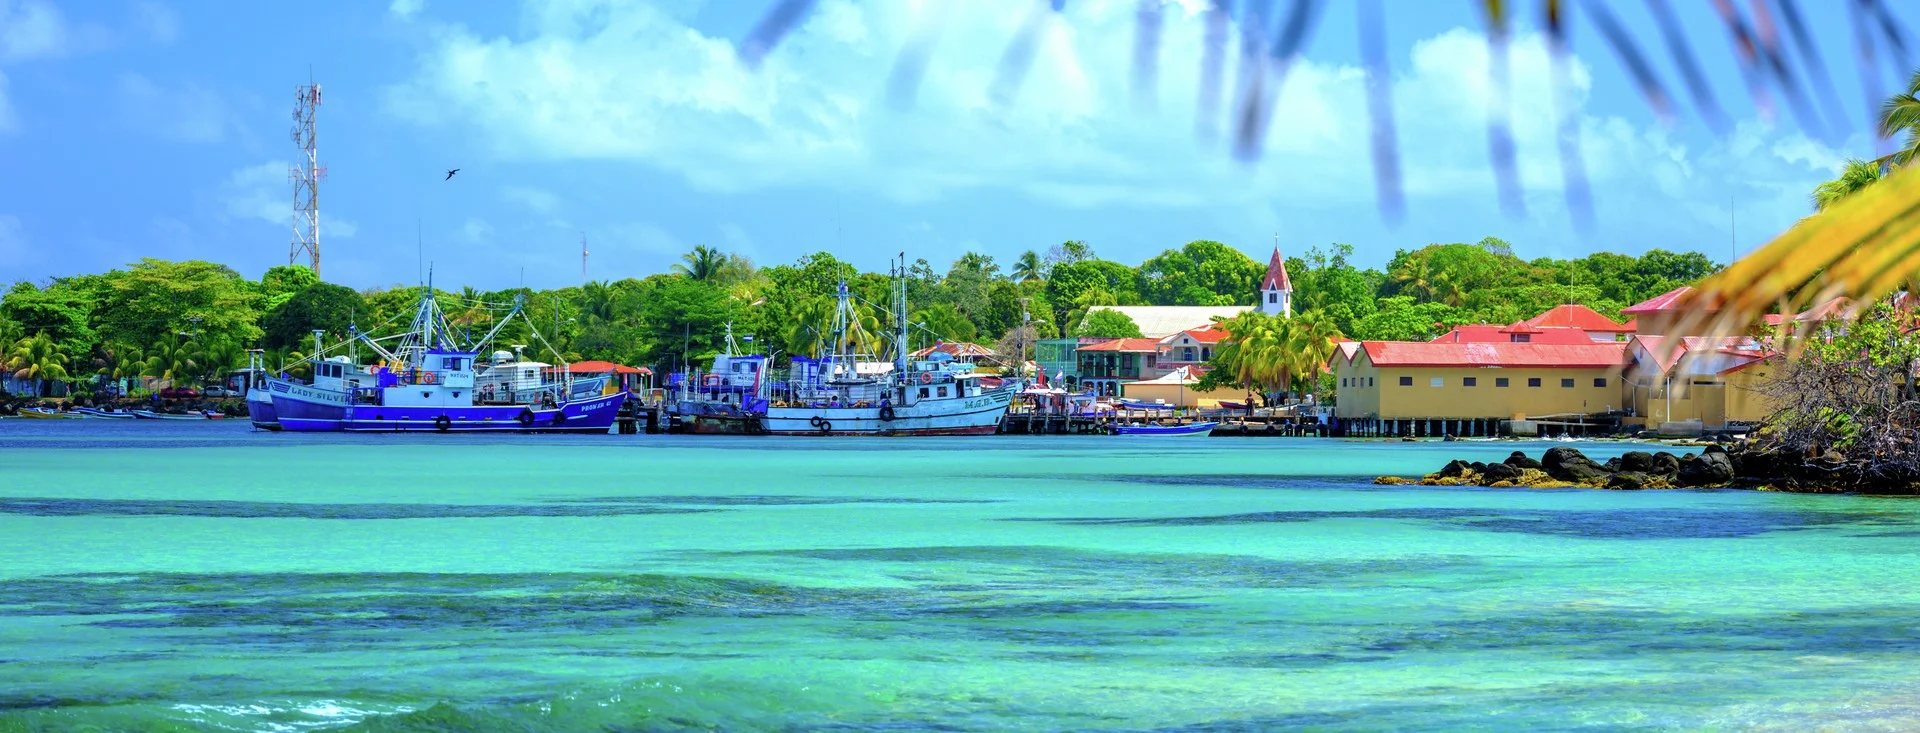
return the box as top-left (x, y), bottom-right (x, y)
top-left (763, 259), bottom-right (1016, 436)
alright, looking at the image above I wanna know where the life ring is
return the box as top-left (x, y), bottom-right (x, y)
top-left (517, 409), bottom-right (535, 427)
top-left (809, 416), bottom-right (822, 427)
top-left (702, 374), bottom-right (722, 386)
top-left (420, 371), bottom-right (438, 385)
top-left (817, 420), bottom-right (832, 434)
top-left (879, 405), bottom-right (895, 422)
top-left (919, 373), bottom-right (932, 385)
top-left (434, 415), bottom-right (451, 432)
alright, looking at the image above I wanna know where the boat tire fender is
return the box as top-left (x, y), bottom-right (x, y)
top-left (517, 409), bottom-right (535, 427)
top-left (879, 405), bottom-right (895, 422)
top-left (818, 420), bottom-right (831, 435)
top-left (809, 416), bottom-right (822, 427)
top-left (552, 410), bottom-right (567, 426)
top-left (434, 415), bottom-right (451, 432)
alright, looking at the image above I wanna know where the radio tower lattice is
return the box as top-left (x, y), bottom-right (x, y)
top-left (289, 81), bottom-right (325, 278)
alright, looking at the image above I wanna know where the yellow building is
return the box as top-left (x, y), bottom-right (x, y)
top-left (1623, 336), bottom-right (1779, 432)
top-left (1333, 341), bottom-right (1629, 420)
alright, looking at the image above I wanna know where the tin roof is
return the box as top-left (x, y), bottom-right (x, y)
top-left (1500, 321), bottom-right (1543, 334)
top-left (551, 360), bottom-right (650, 375)
top-left (1622, 286), bottom-right (1721, 315)
top-left (910, 342), bottom-right (997, 359)
top-left (1077, 337), bottom-right (1165, 353)
top-left (1359, 341), bottom-right (1627, 368)
top-left (1430, 324), bottom-right (1597, 345)
top-left (1524, 304), bottom-right (1633, 332)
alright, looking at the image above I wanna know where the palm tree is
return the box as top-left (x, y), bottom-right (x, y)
top-left (1812, 159), bottom-right (1886, 211)
top-left (1878, 68), bottom-right (1920, 169)
top-left (785, 297), bottom-right (834, 357)
top-left (85, 342), bottom-right (143, 396)
top-left (910, 303), bottom-right (978, 344)
top-left (1391, 258), bottom-right (1438, 303)
top-left (1285, 310), bottom-right (1345, 396)
top-left (6, 333), bottom-right (71, 397)
top-left (673, 245), bottom-right (727, 282)
top-left (141, 334), bottom-right (204, 387)
top-left (1013, 250), bottom-right (1046, 283)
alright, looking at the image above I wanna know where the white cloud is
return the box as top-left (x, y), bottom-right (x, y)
top-left (132, 1), bottom-right (179, 44)
top-left (390, 0), bottom-right (424, 18)
top-left (117, 72), bottom-right (232, 143)
top-left (499, 184), bottom-right (558, 213)
top-left (383, 0), bottom-right (1837, 240)
top-left (328, 218), bottom-right (358, 239)
top-left (218, 160), bottom-right (289, 225)
top-left (0, 71), bottom-right (13, 133)
top-left (460, 217), bottom-right (493, 242)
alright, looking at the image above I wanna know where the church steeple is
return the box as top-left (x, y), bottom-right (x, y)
top-left (1258, 244), bottom-right (1292, 317)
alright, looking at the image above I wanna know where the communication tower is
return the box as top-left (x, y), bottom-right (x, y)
top-left (289, 81), bottom-right (325, 277)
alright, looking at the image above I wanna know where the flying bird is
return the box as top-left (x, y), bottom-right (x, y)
top-left (444, 168), bottom-right (460, 180)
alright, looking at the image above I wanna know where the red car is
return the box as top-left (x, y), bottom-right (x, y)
top-left (158, 387), bottom-right (201, 399)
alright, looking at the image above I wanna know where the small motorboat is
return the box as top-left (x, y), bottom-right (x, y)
top-left (1112, 421), bottom-right (1219, 436)
top-left (202, 410), bottom-right (229, 419)
top-left (18, 407), bottom-right (67, 419)
top-left (131, 409), bottom-right (206, 421)
top-left (1218, 400), bottom-right (1249, 411)
top-left (73, 407), bottom-right (136, 419)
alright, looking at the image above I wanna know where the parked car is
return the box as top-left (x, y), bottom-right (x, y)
top-left (158, 387), bottom-right (201, 399)
top-left (201, 386), bottom-right (238, 398)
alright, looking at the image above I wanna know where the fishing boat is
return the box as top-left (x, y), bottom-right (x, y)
top-left (18, 407), bottom-right (66, 419)
top-left (241, 350), bottom-right (279, 430)
top-left (270, 284), bottom-right (624, 434)
top-left (762, 262), bottom-right (1016, 436)
top-left (72, 407), bottom-right (136, 419)
top-left (667, 324), bottom-right (772, 434)
top-left (130, 409), bottom-right (205, 421)
top-left (1112, 421), bottom-right (1219, 436)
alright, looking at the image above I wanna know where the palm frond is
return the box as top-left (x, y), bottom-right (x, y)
top-left (1357, 0), bottom-right (1403, 224)
top-left (1479, 0), bottom-right (1525, 218)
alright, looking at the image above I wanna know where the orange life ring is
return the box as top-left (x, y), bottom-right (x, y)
top-left (919, 372), bottom-right (932, 385)
top-left (420, 371), bottom-right (438, 385)
top-left (702, 374), bottom-right (722, 385)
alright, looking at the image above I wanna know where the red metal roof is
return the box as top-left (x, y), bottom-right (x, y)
top-left (1077, 338), bottom-right (1164, 353)
top-left (1359, 341), bottom-right (1627, 368)
top-left (1431, 324), bottom-right (1597, 345)
top-left (1622, 286), bottom-right (1720, 315)
top-left (1524, 304), bottom-right (1632, 332)
top-left (1500, 320), bottom-right (1542, 334)
top-left (1165, 326), bottom-right (1230, 345)
top-left (552, 360), bottom-right (650, 375)
top-left (1262, 247), bottom-right (1291, 291)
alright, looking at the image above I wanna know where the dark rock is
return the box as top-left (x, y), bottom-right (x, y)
top-left (1481, 462), bottom-right (1524, 483)
top-left (1543, 446), bottom-right (1611, 482)
top-left (1504, 451), bottom-right (1544, 470)
top-left (1651, 452), bottom-right (1680, 476)
top-left (1619, 451), bottom-right (1655, 472)
top-left (1703, 443), bottom-right (1728, 455)
top-left (1606, 471), bottom-right (1650, 490)
top-left (1469, 462), bottom-right (1488, 474)
top-left (1603, 457), bottom-right (1621, 472)
top-left (1443, 435), bottom-right (1458, 442)
top-left (1676, 452), bottom-right (1735, 486)
top-left (1439, 460), bottom-right (1473, 478)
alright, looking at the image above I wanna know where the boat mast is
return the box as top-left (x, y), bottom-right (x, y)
top-left (894, 252), bottom-right (909, 376)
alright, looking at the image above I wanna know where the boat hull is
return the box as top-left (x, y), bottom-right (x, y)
top-left (246, 394), bottom-right (280, 430)
top-left (269, 379), bottom-right (352, 432)
top-left (72, 408), bottom-right (134, 419)
top-left (131, 410), bottom-right (206, 421)
top-left (764, 390), bottom-right (1011, 436)
top-left (336, 392), bottom-right (626, 433)
top-left (18, 409), bottom-right (65, 419)
top-left (1112, 422), bottom-right (1219, 436)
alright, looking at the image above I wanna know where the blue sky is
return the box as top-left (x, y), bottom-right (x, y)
top-left (0, 0), bottom-right (1911, 290)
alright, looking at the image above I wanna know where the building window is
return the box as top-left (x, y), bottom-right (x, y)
top-left (1560, 378), bottom-right (1575, 388)
top-left (1398, 376), bottom-right (1413, 386)
top-left (1183, 347), bottom-right (1195, 361)
top-left (1593, 378), bottom-right (1608, 388)
top-left (1463, 377), bottom-right (1477, 387)
top-left (1268, 292), bottom-right (1277, 303)
top-left (1511, 333), bottom-right (1531, 343)
top-left (1202, 347), bottom-right (1212, 360)
top-left (1528, 377), bottom-right (1542, 387)
top-left (1341, 378), bottom-right (1348, 387)
top-left (1429, 377), bottom-right (1443, 387)
top-left (1368, 378), bottom-right (1374, 387)
top-left (1496, 377), bottom-right (1509, 387)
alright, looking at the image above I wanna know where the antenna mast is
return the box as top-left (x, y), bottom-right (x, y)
top-left (289, 78), bottom-right (324, 277)
top-left (581, 234), bottom-right (589, 288)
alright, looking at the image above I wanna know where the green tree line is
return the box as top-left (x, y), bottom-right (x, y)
top-left (2, 238), bottom-right (1721, 397)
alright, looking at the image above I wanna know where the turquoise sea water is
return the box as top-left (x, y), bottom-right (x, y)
top-left (2, 422), bottom-right (1919, 731)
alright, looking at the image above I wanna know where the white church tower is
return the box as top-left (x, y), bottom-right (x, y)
top-left (1258, 245), bottom-right (1292, 317)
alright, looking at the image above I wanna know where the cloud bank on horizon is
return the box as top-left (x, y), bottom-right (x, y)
top-left (0, 0), bottom-right (1898, 289)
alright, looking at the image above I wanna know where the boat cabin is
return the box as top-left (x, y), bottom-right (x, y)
top-left (367, 350), bottom-right (480, 407)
